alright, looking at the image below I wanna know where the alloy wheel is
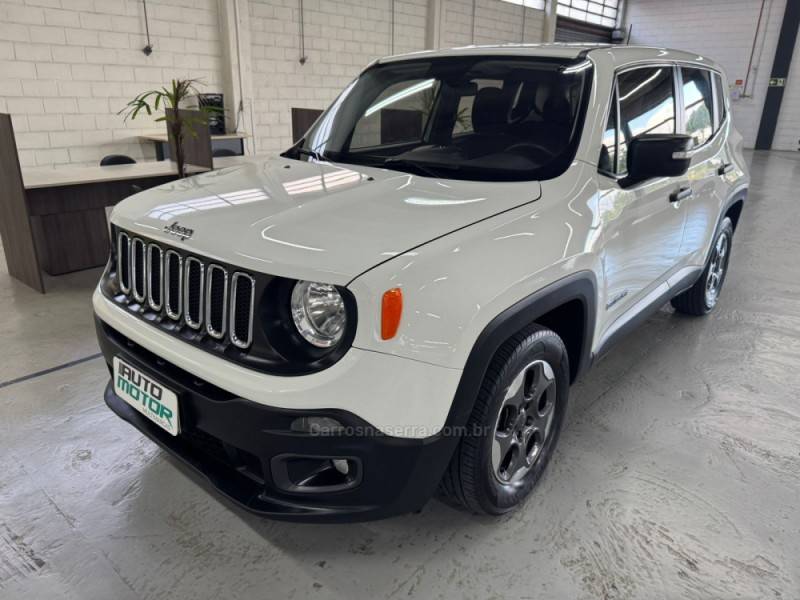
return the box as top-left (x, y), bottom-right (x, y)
top-left (492, 360), bottom-right (557, 484)
top-left (705, 230), bottom-right (729, 307)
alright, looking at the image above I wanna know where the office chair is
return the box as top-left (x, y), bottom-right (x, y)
top-left (100, 154), bottom-right (136, 166)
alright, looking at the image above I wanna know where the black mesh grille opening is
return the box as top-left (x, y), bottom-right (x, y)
top-left (181, 429), bottom-right (265, 484)
top-left (132, 239), bottom-right (146, 299)
top-left (118, 235), bottom-right (130, 290)
top-left (149, 247), bottom-right (162, 307)
top-left (233, 276), bottom-right (253, 345)
top-left (208, 268), bottom-right (226, 335)
top-left (166, 252), bottom-right (181, 317)
top-left (186, 260), bottom-right (203, 325)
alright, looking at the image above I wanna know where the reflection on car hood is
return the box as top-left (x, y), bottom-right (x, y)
top-left (111, 157), bottom-right (542, 285)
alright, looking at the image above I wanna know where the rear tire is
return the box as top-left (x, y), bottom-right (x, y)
top-left (671, 217), bottom-right (734, 316)
top-left (441, 324), bottom-right (569, 515)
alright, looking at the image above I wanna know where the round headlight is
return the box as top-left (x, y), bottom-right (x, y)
top-left (290, 281), bottom-right (347, 348)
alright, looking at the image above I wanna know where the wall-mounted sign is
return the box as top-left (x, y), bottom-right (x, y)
top-left (769, 77), bottom-right (787, 87)
top-left (731, 79), bottom-right (744, 101)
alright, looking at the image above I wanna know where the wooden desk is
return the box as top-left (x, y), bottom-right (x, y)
top-left (139, 131), bottom-right (249, 160)
top-left (23, 161), bottom-right (207, 190)
top-left (1, 112), bottom-right (253, 293)
top-left (20, 162), bottom-right (212, 288)
top-left (5, 160), bottom-right (255, 292)
top-left (209, 155), bottom-right (255, 169)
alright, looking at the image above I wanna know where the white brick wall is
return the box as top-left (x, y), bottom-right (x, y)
top-left (441, 0), bottom-right (545, 48)
top-left (247, 0), bottom-right (429, 157)
top-left (0, 0), bottom-right (223, 167)
top-left (625, 0), bottom-right (795, 150)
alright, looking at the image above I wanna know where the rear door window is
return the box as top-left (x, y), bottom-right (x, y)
top-left (680, 67), bottom-right (714, 146)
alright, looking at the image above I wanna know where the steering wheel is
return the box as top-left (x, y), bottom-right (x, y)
top-left (505, 141), bottom-right (556, 163)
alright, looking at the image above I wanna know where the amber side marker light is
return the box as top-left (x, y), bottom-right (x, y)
top-left (381, 288), bottom-right (403, 340)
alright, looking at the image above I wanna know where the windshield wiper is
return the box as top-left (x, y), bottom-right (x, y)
top-left (383, 158), bottom-right (451, 178)
top-left (294, 147), bottom-right (326, 161)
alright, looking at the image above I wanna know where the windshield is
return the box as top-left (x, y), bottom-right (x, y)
top-left (284, 56), bottom-right (593, 182)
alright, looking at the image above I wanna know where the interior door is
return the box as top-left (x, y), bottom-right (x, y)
top-left (597, 65), bottom-right (688, 329)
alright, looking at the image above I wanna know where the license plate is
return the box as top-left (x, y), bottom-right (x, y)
top-left (113, 357), bottom-right (180, 436)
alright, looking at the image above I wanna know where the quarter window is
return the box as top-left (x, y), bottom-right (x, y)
top-left (616, 67), bottom-right (676, 174)
top-left (681, 67), bottom-right (714, 146)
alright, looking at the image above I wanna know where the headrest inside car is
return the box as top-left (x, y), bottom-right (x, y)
top-left (471, 87), bottom-right (508, 134)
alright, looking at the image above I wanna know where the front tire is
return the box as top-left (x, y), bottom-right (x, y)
top-left (441, 325), bottom-right (569, 515)
top-left (671, 216), bottom-right (734, 316)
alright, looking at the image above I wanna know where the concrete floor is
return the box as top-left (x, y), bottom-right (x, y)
top-left (1, 150), bottom-right (798, 599)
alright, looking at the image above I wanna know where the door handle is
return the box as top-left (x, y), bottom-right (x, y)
top-left (669, 186), bottom-right (692, 203)
top-left (718, 162), bottom-right (734, 176)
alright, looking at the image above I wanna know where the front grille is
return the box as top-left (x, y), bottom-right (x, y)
top-left (206, 265), bottom-right (228, 339)
top-left (117, 232), bottom-right (131, 293)
top-left (165, 250), bottom-right (182, 319)
top-left (230, 273), bottom-right (255, 348)
top-left (114, 231), bottom-right (255, 349)
top-left (184, 257), bottom-right (204, 330)
top-left (131, 238), bottom-right (146, 303)
top-left (147, 244), bottom-right (163, 311)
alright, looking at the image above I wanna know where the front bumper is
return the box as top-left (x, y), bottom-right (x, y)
top-left (97, 318), bottom-right (458, 522)
top-left (93, 287), bottom-right (461, 437)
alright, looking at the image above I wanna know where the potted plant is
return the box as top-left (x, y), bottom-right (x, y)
top-left (120, 79), bottom-right (221, 178)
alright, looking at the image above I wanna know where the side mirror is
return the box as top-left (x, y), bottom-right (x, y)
top-left (625, 134), bottom-right (693, 185)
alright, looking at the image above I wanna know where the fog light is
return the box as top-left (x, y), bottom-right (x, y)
top-left (271, 455), bottom-right (362, 493)
top-left (290, 416), bottom-right (345, 435)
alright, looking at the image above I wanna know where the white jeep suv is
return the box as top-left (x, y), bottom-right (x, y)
top-left (94, 44), bottom-right (748, 521)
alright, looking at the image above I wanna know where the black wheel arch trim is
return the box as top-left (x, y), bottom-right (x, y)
top-left (720, 186), bottom-right (747, 230)
top-left (699, 186), bottom-right (746, 266)
top-left (442, 271), bottom-right (597, 433)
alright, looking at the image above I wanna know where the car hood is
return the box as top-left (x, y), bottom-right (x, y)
top-left (112, 157), bottom-right (542, 285)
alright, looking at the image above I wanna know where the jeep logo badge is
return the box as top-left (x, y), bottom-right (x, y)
top-left (163, 221), bottom-right (194, 241)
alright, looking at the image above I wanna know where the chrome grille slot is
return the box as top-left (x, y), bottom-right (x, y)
top-left (131, 238), bottom-right (146, 303)
top-left (205, 265), bottom-right (228, 339)
top-left (230, 273), bottom-right (255, 349)
top-left (164, 250), bottom-right (183, 319)
top-left (184, 257), bottom-right (204, 330)
top-left (117, 232), bottom-right (131, 293)
top-left (147, 244), bottom-right (163, 311)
